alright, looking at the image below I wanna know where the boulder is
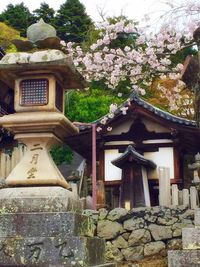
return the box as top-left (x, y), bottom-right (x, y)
top-left (124, 217), bottom-right (145, 231)
top-left (107, 208), bottom-right (128, 221)
top-left (157, 216), bottom-right (178, 225)
top-left (99, 208), bottom-right (108, 220)
top-left (149, 224), bottom-right (172, 241)
top-left (105, 241), bottom-right (124, 262)
top-left (112, 235), bottom-right (128, 249)
top-left (83, 209), bottom-right (99, 222)
top-left (122, 232), bottom-right (131, 241)
top-left (144, 213), bottom-right (157, 223)
top-left (178, 209), bottom-right (194, 220)
top-left (97, 220), bottom-right (124, 240)
top-left (128, 229), bottom-right (151, 246)
top-left (144, 241), bottom-right (166, 256)
top-left (121, 246), bottom-right (144, 261)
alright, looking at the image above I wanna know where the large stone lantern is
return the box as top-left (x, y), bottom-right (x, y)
top-left (0, 20), bottom-right (86, 189)
top-left (0, 20), bottom-right (115, 267)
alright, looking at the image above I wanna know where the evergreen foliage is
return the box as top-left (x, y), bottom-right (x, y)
top-left (55, 0), bottom-right (93, 42)
top-left (32, 2), bottom-right (55, 25)
top-left (0, 3), bottom-right (34, 37)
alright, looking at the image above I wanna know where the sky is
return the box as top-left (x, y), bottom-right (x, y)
top-left (0, 0), bottom-right (177, 24)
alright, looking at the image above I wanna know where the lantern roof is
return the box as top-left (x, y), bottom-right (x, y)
top-left (0, 50), bottom-right (87, 90)
top-left (111, 145), bottom-right (156, 169)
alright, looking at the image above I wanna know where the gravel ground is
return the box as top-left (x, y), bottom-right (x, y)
top-left (116, 255), bottom-right (168, 267)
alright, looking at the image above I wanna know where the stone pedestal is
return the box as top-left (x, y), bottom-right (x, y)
top-left (0, 187), bottom-right (115, 267)
top-left (168, 208), bottom-right (200, 267)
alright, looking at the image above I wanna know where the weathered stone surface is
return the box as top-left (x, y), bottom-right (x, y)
top-left (111, 235), bottom-right (128, 249)
top-left (157, 216), bottom-right (178, 225)
top-left (83, 209), bottom-right (99, 222)
top-left (171, 205), bottom-right (188, 215)
top-left (178, 209), bottom-right (194, 220)
top-left (107, 208), bottom-right (128, 221)
top-left (99, 209), bottom-right (108, 220)
top-left (149, 224), bottom-right (172, 241)
top-left (105, 242), bottom-right (124, 262)
top-left (128, 229), bottom-right (151, 246)
top-left (83, 206), bottom-right (195, 264)
top-left (121, 232), bottom-right (130, 241)
top-left (29, 50), bottom-right (66, 63)
top-left (123, 217), bottom-right (145, 231)
top-left (144, 241), bottom-right (165, 256)
top-left (0, 212), bottom-right (94, 238)
top-left (144, 213), bottom-right (157, 223)
top-left (182, 228), bottom-right (200, 249)
top-left (172, 221), bottom-right (194, 237)
top-left (168, 250), bottom-right (200, 267)
top-left (167, 239), bottom-right (182, 250)
top-left (128, 207), bottom-right (148, 217)
top-left (194, 208), bottom-right (200, 227)
top-left (0, 236), bottom-right (106, 267)
top-left (0, 50), bottom-right (67, 65)
top-left (0, 52), bottom-right (30, 64)
top-left (0, 187), bottom-right (82, 213)
top-left (97, 220), bottom-right (124, 240)
top-left (121, 246), bottom-right (144, 261)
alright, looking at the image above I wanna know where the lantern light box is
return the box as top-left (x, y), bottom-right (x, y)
top-left (15, 75), bottom-right (63, 113)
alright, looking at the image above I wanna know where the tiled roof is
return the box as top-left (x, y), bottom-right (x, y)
top-left (74, 94), bottom-right (196, 131)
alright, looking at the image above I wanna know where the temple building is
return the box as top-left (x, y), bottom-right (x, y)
top-left (67, 94), bottom-right (200, 208)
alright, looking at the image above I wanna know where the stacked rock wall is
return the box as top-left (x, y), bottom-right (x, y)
top-left (83, 206), bottom-right (194, 263)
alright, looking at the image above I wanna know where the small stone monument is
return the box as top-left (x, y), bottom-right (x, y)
top-left (168, 153), bottom-right (200, 266)
top-left (188, 152), bottom-right (200, 184)
top-left (0, 20), bottom-right (115, 267)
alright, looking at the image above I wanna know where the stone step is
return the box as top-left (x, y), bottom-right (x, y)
top-left (194, 208), bottom-right (200, 227)
top-left (0, 187), bottom-right (82, 213)
top-left (0, 236), bottom-right (106, 267)
top-left (182, 228), bottom-right (200, 249)
top-left (1, 264), bottom-right (116, 267)
top-left (168, 250), bottom-right (200, 267)
top-left (0, 212), bottom-right (94, 238)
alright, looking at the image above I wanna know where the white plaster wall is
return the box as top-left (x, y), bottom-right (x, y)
top-left (104, 149), bottom-right (122, 181)
top-left (105, 119), bottom-right (133, 135)
top-left (142, 118), bottom-right (170, 133)
top-left (144, 147), bottom-right (174, 179)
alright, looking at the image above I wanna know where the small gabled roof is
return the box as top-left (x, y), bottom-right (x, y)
top-left (111, 145), bottom-right (156, 169)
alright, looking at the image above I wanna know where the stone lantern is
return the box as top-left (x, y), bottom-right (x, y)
top-left (0, 20), bottom-right (115, 267)
top-left (0, 19), bottom-right (86, 189)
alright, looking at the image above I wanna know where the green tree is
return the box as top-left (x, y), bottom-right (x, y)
top-left (65, 88), bottom-right (124, 123)
top-left (0, 3), bottom-right (34, 37)
top-left (32, 2), bottom-right (55, 25)
top-left (55, 0), bottom-right (93, 43)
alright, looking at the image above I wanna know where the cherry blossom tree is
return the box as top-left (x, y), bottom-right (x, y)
top-left (60, 1), bottom-right (200, 129)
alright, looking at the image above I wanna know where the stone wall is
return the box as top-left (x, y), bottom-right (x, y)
top-left (83, 206), bottom-right (194, 263)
